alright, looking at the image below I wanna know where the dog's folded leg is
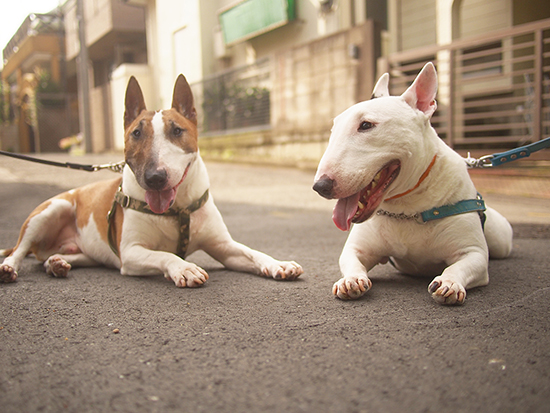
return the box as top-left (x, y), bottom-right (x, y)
top-left (120, 246), bottom-right (208, 287)
top-left (428, 248), bottom-right (489, 305)
top-left (484, 207), bottom-right (513, 259)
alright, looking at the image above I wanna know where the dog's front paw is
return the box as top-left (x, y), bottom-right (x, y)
top-left (428, 278), bottom-right (466, 305)
top-left (167, 264), bottom-right (209, 288)
top-left (261, 261), bottom-right (303, 281)
top-left (0, 264), bottom-right (17, 283)
top-left (45, 255), bottom-right (71, 278)
top-left (332, 276), bottom-right (372, 300)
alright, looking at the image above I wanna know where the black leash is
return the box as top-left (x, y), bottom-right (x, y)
top-left (0, 150), bottom-right (125, 173)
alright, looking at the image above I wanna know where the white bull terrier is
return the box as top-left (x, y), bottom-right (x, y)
top-left (313, 62), bottom-right (512, 305)
top-left (1, 74), bottom-right (303, 286)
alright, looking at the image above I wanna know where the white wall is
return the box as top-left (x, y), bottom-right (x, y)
top-left (110, 64), bottom-right (153, 151)
top-left (147, 0), bottom-right (202, 110)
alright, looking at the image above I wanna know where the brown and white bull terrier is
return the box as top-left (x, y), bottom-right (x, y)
top-left (313, 62), bottom-right (512, 305)
top-left (1, 75), bottom-right (303, 286)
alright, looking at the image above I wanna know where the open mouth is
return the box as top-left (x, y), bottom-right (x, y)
top-left (332, 160), bottom-right (401, 231)
top-left (144, 163), bottom-right (191, 214)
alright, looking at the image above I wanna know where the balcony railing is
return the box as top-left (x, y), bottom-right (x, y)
top-left (191, 58), bottom-right (271, 135)
top-left (2, 12), bottom-right (63, 64)
top-left (380, 18), bottom-right (550, 149)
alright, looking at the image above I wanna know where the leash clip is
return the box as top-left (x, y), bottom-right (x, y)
top-left (93, 161), bottom-right (126, 173)
top-left (465, 153), bottom-right (494, 168)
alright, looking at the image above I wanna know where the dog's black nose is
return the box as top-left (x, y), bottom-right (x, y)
top-left (313, 176), bottom-right (335, 199)
top-left (144, 168), bottom-right (168, 190)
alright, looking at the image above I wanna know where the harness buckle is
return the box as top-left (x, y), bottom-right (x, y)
top-left (120, 194), bottom-right (131, 208)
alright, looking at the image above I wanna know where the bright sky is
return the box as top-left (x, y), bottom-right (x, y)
top-left (1, 0), bottom-right (63, 65)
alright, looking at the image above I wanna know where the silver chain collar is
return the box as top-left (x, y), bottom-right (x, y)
top-left (376, 209), bottom-right (421, 221)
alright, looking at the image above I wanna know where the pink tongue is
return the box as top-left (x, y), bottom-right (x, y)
top-left (332, 192), bottom-right (360, 231)
top-left (145, 188), bottom-right (176, 214)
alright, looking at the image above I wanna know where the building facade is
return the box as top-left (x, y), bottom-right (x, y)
top-left (2, 0), bottom-right (549, 161)
top-left (1, 11), bottom-right (71, 153)
top-left (63, 0), bottom-right (147, 152)
top-left (123, 0), bottom-right (549, 164)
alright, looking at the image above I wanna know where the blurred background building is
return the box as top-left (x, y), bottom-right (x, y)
top-left (1, 0), bottom-right (549, 167)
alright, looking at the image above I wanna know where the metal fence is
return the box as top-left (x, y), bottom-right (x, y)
top-left (191, 58), bottom-right (271, 135)
top-left (380, 18), bottom-right (550, 149)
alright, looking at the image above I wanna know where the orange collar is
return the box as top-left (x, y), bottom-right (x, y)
top-left (385, 154), bottom-right (437, 201)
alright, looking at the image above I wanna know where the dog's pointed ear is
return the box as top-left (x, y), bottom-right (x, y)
top-left (172, 74), bottom-right (197, 124)
top-left (371, 73), bottom-right (390, 99)
top-left (124, 76), bottom-right (146, 130)
top-left (401, 62), bottom-right (438, 117)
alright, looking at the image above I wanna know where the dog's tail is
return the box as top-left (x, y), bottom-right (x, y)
top-left (0, 248), bottom-right (14, 257)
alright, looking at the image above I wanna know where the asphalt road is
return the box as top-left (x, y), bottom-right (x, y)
top-left (0, 156), bottom-right (549, 412)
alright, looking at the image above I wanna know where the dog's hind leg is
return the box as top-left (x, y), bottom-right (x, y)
top-left (483, 207), bottom-right (513, 259)
top-left (1, 198), bottom-right (77, 282)
top-left (0, 222), bottom-right (43, 282)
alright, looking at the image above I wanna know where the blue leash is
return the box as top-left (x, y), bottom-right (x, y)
top-left (491, 137), bottom-right (550, 166)
top-left (465, 137), bottom-right (550, 168)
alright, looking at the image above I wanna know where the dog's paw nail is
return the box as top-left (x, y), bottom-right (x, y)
top-left (359, 278), bottom-right (372, 292)
top-left (444, 287), bottom-right (455, 298)
top-left (428, 281), bottom-right (440, 293)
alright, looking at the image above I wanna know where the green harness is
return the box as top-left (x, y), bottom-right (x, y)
top-left (107, 183), bottom-right (209, 259)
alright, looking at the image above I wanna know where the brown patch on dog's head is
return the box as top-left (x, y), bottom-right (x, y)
top-left (123, 76), bottom-right (155, 178)
top-left (159, 110), bottom-right (199, 154)
top-left (123, 114), bottom-right (157, 174)
top-left (160, 74), bottom-right (199, 153)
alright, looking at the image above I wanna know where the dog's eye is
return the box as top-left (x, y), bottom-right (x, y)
top-left (173, 127), bottom-right (184, 137)
top-left (132, 129), bottom-right (141, 139)
top-left (358, 121), bottom-right (375, 131)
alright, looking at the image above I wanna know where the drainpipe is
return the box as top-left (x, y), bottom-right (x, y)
top-left (76, 0), bottom-right (93, 153)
